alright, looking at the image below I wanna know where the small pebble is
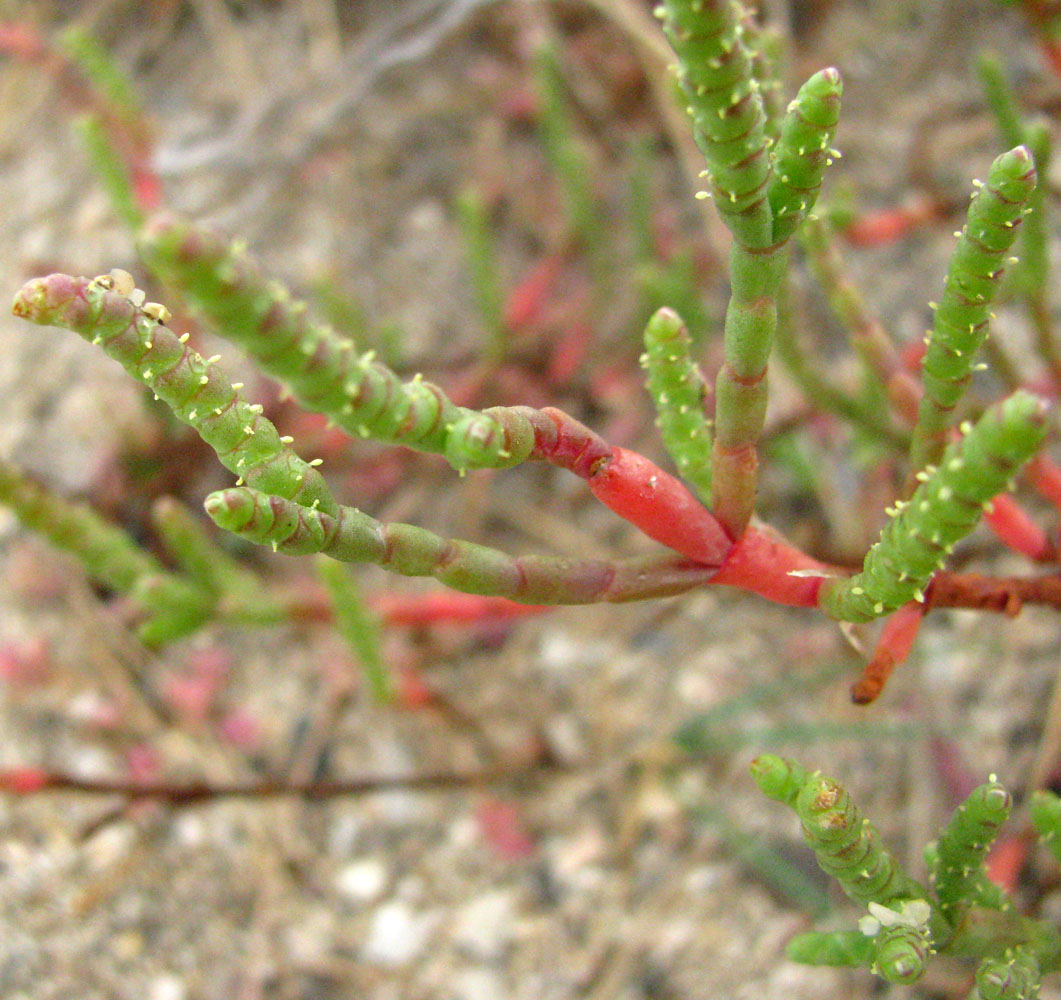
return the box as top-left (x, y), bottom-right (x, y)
top-left (363, 901), bottom-right (437, 967)
top-left (452, 891), bottom-right (514, 961)
top-left (336, 857), bottom-right (387, 902)
top-left (149, 974), bottom-right (186, 1000)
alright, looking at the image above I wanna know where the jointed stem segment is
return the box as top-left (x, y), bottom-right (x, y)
top-left (205, 486), bottom-right (716, 604)
top-left (909, 146), bottom-right (1037, 472)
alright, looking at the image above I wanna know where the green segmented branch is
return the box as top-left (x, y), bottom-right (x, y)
top-left (658, 4), bottom-right (842, 535)
top-left (820, 390), bottom-right (1048, 623)
top-left (0, 457), bottom-right (165, 595)
top-left (13, 272), bottom-right (339, 515)
top-left (754, 756), bottom-right (926, 905)
top-left (0, 458), bottom-right (211, 644)
top-left (1029, 790), bottom-right (1061, 867)
top-left (794, 770), bottom-right (927, 906)
top-left (768, 68), bottom-right (842, 244)
top-left (641, 307), bottom-right (713, 503)
top-left (977, 947), bottom-right (1041, 1000)
top-left (909, 146), bottom-right (1036, 472)
top-left (137, 214), bottom-right (534, 472)
top-left (929, 777), bottom-right (1014, 918)
top-left (750, 753), bottom-right (809, 808)
top-left (785, 930), bottom-right (874, 967)
top-left (204, 485), bottom-right (716, 604)
top-left (871, 920), bottom-right (932, 985)
top-left (657, 0), bottom-right (774, 248)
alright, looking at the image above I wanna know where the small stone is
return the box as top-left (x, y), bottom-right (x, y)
top-left (452, 967), bottom-right (505, 1000)
top-left (363, 901), bottom-right (437, 967)
top-left (149, 974), bottom-right (186, 1000)
top-left (336, 858), bottom-right (387, 902)
top-left (452, 891), bottom-right (514, 961)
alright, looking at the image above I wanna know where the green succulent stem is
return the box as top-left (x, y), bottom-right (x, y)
top-left (658, 0), bottom-right (774, 249)
top-left (820, 390), bottom-right (1048, 623)
top-left (137, 214), bottom-right (534, 473)
top-left (0, 458), bottom-right (213, 645)
top-left (204, 485), bottom-right (716, 604)
top-left (929, 777), bottom-right (1015, 918)
top-left (909, 146), bottom-right (1036, 473)
top-left (12, 271), bottom-right (338, 514)
top-left (641, 307), bottom-right (714, 503)
top-left (755, 758), bottom-right (1061, 992)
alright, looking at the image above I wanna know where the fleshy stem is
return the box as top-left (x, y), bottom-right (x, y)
top-left (0, 458), bottom-right (211, 644)
top-left (752, 755), bottom-right (928, 907)
top-left (205, 486), bottom-right (716, 604)
top-left (909, 146), bottom-right (1036, 473)
top-left (659, 1), bottom-right (841, 533)
top-left (820, 390), bottom-right (1048, 623)
top-left (927, 777), bottom-right (1014, 919)
top-left (641, 307), bottom-right (714, 503)
top-left (12, 272), bottom-right (338, 513)
top-left (12, 272), bottom-right (732, 598)
top-left (979, 51), bottom-right (1061, 384)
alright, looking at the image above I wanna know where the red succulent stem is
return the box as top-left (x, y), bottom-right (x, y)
top-left (1029, 454), bottom-right (1061, 512)
top-left (851, 602), bottom-right (926, 704)
top-left (983, 493), bottom-right (1054, 562)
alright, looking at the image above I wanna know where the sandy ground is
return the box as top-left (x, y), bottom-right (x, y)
top-left (0, 2), bottom-right (1060, 999)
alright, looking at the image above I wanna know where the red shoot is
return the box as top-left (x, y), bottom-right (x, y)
top-left (984, 493), bottom-right (1053, 562)
top-left (1029, 454), bottom-right (1061, 512)
top-left (843, 196), bottom-right (941, 247)
top-left (851, 601), bottom-right (925, 704)
top-left (586, 446), bottom-right (732, 565)
top-left (1, 766), bottom-right (52, 794)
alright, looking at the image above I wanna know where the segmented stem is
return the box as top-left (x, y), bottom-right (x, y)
top-left (13, 272), bottom-right (338, 514)
top-left (976, 948), bottom-right (1041, 1000)
top-left (711, 243), bottom-right (787, 535)
top-left (204, 485), bottom-right (717, 603)
top-left (0, 456), bottom-right (164, 595)
top-left (751, 753), bottom-right (809, 808)
top-left (820, 391), bottom-right (1048, 623)
top-left (641, 307), bottom-right (713, 503)
top-left (658, 0), bottom-right (774, 248)
top-left (872, 922), bottom-right (931, 985)
top-left (768, 67), bottom-right (842, 244)
top-left (137, 214), bottom-right (535, 472)
top-left (929, 777), bottom-right (1014, 918)
top-left (795, 770), bottom-right (927, 906)
top-left (0, 458), bottom-right (212, 645)
top-left (909, 146), bottom-right (1036, 472)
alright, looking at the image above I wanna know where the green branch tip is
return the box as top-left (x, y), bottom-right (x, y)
top-left (930, 775), bottom-right (1014, 916)
top-left (137, 214), bottom-right (534, 473)
top-left (642, 307), bottom-right (713, 503)
top-left (821, 390), bottom-right (1048, 622)
top-left (910, 145), bottom-right (1036, 470)
top-left (768, 67), bottom-right (843, 244)
top-left (13, 271), bottom-right (339, 516)
top-left (657, 0), bottom-right (773, 247)
top-left (750, 754), bottom-right (808, 807)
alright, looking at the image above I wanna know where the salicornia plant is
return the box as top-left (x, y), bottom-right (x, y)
top-left (5, 0), bottom-right (1060, 701)
top-left (754, 755), bottom-right (1061, 998)
top-left (5, 2), bottom-right (1061, 994)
